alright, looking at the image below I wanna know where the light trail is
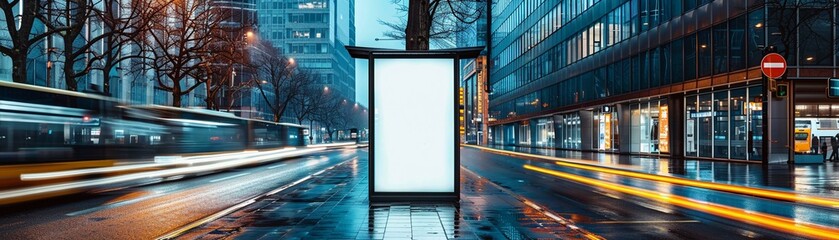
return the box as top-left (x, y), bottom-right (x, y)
top-left (524, 164), bottom-right (839, 240)
top-left (0, 147), bottom-right (327, 205)
top-left (469, 145), bottom-right (839, 208)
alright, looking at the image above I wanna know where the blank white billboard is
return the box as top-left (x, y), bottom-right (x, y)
top-left (373, 58), bottom-right (455, 193)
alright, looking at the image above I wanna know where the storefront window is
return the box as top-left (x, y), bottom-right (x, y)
top-left (641, 103), bottom-right (652, 153)
top-left (594, 106), bottom-right (618, 151)
top-left (659, 104), bottom-right (670, 153)
top-left (534, 118), bottom-right (554, 147)
top-left (714, 91), bottom-right (729, 158)
top-left (686, 95), bottom-right (698, 156)
top-left (504, 125), bottom-right (516, 145)
top-left (686, 86), bottom-right (763, 161)
top-left (631, 105), bottom-right (641, 153)
top-left (563, 113), bottom-right (581, 149)
top-left (518, 123), bottom-right (531, 145)
top-left (698, 94), bottom-right (713, 158)
top-left (730, 89), bottom-right (748, 159)
top-left (749, 86), bottom-right (763, 161)
top-left (630, 101), bottom-right (665, 155)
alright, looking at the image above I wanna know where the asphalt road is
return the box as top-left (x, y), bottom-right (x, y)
top-left (0, 148), bottom-right (362, 240)
top-left (460, 147), bottom-right (814, 240)
top-left (2, 147), bottom-right (834, 240)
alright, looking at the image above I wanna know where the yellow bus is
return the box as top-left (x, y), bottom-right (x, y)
top-left (794, 128), bottom-right (812, 154)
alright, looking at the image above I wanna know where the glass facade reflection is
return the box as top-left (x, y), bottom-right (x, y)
top-left (488, 0), bottom-right (838, 163)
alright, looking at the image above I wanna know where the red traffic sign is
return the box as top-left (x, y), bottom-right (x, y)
top-left (761, 53), bottom-right (787, 79)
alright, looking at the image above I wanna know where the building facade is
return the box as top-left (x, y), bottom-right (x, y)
top-left (488, 0), bottom-right (839, 163)
top-left (257, 0), bottom-right (356, 104)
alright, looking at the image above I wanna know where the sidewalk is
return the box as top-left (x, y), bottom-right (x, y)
top-left (484, 145), bottom-right (839, 197)
top-left (176, 154), bottom-right (598, 240)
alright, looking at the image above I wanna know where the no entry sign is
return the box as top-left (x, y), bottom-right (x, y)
top-left (761, 53), bottom-right (787, 79)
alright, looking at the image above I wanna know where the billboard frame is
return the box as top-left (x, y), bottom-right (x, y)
top-left (347, 46), bottom-right (483, 202)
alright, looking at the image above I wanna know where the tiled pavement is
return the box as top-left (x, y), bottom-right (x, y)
top-left (177, 153), bottom-right (598, 239)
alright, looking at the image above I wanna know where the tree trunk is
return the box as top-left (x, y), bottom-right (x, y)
top-left (274, 113), bottom-right (280, 123)
top-left (172, 84), bottom-right (182, 107)
top-left (102, 57), bottom-right (114, 96)
top-left (406, 0), bottom-right (431, 50)
top-left (12, 56), bottom-right (27, 83)
top-left (64, 48), bottom-right (78, 91)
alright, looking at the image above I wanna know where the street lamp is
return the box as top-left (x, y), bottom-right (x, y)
top-left (289, 58), bottom-right (295, 65)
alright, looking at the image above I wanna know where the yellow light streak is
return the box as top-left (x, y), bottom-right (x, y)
top-left (524, 164), bottom-right (839, 240)
top-left (469, 145), bottom-right (839, 208)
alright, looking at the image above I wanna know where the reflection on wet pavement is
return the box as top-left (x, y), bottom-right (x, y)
top-left (487, 145), bottom-right (839, 197)
top-left (179, 153), bottom-right (597, 239)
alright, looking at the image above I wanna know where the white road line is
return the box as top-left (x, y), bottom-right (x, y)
top-left (267, 164), bottom-right (287, 169)
top-left (66, 193), bottom-right (164, 216)
top-left (209, 173), bottom-right (250, 183)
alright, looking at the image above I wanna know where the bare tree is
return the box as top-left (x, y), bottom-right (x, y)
top-left (144, 0), bottom-right (227, 107)
top-left (0, 0), bottom-right (68, 83)
top-left (95, 0), bottom-right (158, 95)
top-left (252, 42), bottom-right (313, 122)
top-left (381, 0), bottom-right (485, 50)
top-left (201, 30), bottom-right (251, 110)
top-left (40, 0), bottom-right (104, 91)
top-left (290, 81), bottom-right (328, 125)
top-left (312, 92), bottom-right (355, 142)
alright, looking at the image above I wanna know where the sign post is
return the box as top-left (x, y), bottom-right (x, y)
top-left (346, 46), bottom-right (483, 202)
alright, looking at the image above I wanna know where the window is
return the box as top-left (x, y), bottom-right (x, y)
top-left (686, 95), bottom-right (698, 156)
top-left (799, 10), bottom-right (832, 66)
top-left (714, 91), bottom-right (729, 158)
top-left (729, 15), bottom-right (746, 71)
top-left (749, 86), bottom-right (763, 160)
top-left (671, 38), bottom-right (684, 83)
top-left (684, 34), bottom-right (697, 80)
top-left (632, 55), bottom-right (641, 91)
top-left (730, 88), bottom-right (747, 159)
top-left (713, 23), bottom-right (728, 74)
top-left (661, 43), bottom-right (671, 85)
top-left (698, 93), bottom-right (712, 157)
top-left (697, 29), bottom-right (712, 77)
top-left (748, 9), bottom-right (765, 67)
top-left (650, 48), bottom-right (661, 87)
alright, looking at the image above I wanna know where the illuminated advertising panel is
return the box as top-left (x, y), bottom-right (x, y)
top-left (373, 58), bottom-right (456, 193)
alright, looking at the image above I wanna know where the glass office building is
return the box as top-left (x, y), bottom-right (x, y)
top-left (257, 0), bottom-right (356, 102)
top-left (488, 0), bottom-right (839, 163)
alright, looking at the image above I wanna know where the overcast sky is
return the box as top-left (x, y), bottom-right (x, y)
top-left (354, 0), bottom-right (404, 106)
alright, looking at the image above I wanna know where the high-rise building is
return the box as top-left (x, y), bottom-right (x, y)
top-left (488, 0), bottom-right (839, 163)
top-left (455, 4), bottom-right (489, 145)
top-left (257, 0), bottom-right (356, 104)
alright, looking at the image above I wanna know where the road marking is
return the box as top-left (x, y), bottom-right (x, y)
top-left (460, 167), bottom-right (603, 240)
top-left (525, 164), bottom-right (839, 240)
top-left (466, 145), bottom-right (839, 208)
top-left (267, 164), bottom-right (287, 169)
top-left (209, 173), bottom-right (250, 183)
top-left (67, 193), bottom-right (163, 216)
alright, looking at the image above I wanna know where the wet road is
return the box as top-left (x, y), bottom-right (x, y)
top-left (460, 147), bottom-right (822, 240)
top-left (0, 149), bottom-right (360, 240)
